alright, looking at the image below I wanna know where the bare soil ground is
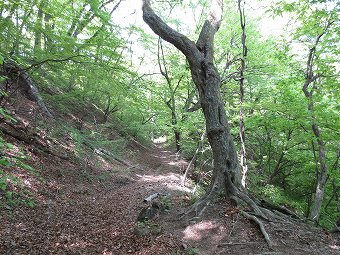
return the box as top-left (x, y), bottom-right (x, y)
top-left (0, 96), bottom-right (339, 255)
top-left (1, 141), bottom-right (339, 255)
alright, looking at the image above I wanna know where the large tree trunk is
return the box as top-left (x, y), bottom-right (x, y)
top-left (142, 1), bottom-right (276, 247)
top-left (302, 23), bottom-right (332, 222)
top-left (142, 0), bottom-right (242, 197)
top-left (194, 65), bottom-right (242, 194)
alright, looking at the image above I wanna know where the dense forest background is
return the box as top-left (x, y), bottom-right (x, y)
top-left (0, 0), bottom-right (339, 230)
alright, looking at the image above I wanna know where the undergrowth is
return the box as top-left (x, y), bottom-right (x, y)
top-left (0, 136), bottom-right (38, 209)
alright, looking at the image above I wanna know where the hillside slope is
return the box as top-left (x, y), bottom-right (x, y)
top-left (0, 89), bottom-right (339, 255)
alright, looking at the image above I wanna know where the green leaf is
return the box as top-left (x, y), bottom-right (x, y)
top-left (19, 162), bottom-right (35, 172)
top-left (0, 179), bottom-right (7, 191)
top-left (6, 143), bottom-right (14, 149)
top-left (0, 158), bottom-right (11, 167)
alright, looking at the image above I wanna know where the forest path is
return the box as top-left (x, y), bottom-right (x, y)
top-left (1, 142), bottom-right (339, 255)
top-left (0, 143), bottom-right (190, 254)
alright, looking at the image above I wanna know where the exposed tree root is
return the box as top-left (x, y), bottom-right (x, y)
top-left (183, 192), bottom-right (213, 217)
top-left (241, 211), bottom-right (274, 249)
top-left (184, 192), bottom-right (276, 249)
top-left (183, 177), bottom-right (283, 249)
top-left (259, 199), bottom-right (300, 219)
top-left (230, 192), bottom-right (267, 220)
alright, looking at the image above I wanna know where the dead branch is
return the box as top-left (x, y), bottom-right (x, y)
top-left (0, 124), bottom-right (69, 160)
top-left (82, 141), bottom-right (142, 170)
top-left (218, 241), bottom-right (257, 247)
top-left (25, 55), bottom-right (86, 70)
top-left (181, 130), bottom-right (206, 186)
top-left (144, 193), bottom-right (159, 203)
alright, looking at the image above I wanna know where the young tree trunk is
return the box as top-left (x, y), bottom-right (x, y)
top-left (158, 39), bottom-right (182, 152)
top-left (34, 1), bottom-right (45, 52)
top-left (302, 23), bottom-right (332, 222)
top-left (238, 0), bottom-right (248, 188)
top-left (174, 128), bottom-right (181, 152)
top-left (44, 11), bottom-right (53, 50)
top-left (308, 115), bottom-right (328, 222)
top-left (182, 130), bottom-right (206, 186)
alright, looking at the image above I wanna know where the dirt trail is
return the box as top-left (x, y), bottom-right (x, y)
top-left (0, 144), bottom-right (186, 254)
top-left (1, 143), bottom-right (339, 255)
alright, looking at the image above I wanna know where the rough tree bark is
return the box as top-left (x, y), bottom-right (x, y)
top-left (142, 1), bottom-right (280, 247)
top-left (143, 0), bottom-right (242, 198)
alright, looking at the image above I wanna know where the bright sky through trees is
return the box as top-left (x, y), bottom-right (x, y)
top-left (108, 0), bottom-right (294, 73)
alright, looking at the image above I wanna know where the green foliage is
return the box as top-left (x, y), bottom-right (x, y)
top-left (136, 220), bottom-right (163, 235)
top-left (160, 195), bottom-right (172, 210)
top-left (261, 185), bottom-right (286, 204)
top-left (0, 133), bottom-right (37, 208)
top-left (0, 108), bottom-right (16, 122)
top-left (186, 247), bottom-right (200, 255)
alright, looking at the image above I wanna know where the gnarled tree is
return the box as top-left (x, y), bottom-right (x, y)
top-left (143, 0), bottom-right (241, 200)
top-left (142, 0), bottom-right (275, 221)
top-left (142, 1), bottom-right (278, 247)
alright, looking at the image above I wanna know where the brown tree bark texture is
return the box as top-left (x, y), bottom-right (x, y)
top-left (142, 0), bottom-right (242, 198)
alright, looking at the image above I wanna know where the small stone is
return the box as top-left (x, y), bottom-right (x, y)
top-left (181, 241), bottom-right (188, 249)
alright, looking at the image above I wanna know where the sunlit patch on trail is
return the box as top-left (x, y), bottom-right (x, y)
top-left (55, 239), bottom-right (93, 249)
top-left (330, 245), bottom-right (340, 251)
top-left (183, 220), bottom-right (224, 241)
top-left (152, 154), bottom-right (168, 159)
top-left (136, 173), bottom-right (191, 192)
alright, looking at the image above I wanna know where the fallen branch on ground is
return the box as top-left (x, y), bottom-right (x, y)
top-left (83, 141), bottom-right (141, 170)
top-left (0, 124), bottom-right (69, 160)
top-left (144, 193), bottom-right (159, 203)
top-left (3, 62), bottom-right (53, 118)
top-left (218, 241), bottom-right (257, 247)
